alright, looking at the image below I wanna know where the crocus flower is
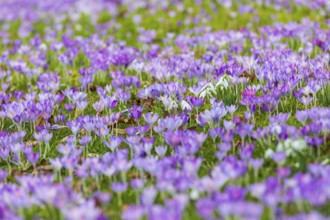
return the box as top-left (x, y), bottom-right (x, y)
top-left (111, 182), bottom-right (128, 193)
top-left (130, 105), bottom-right (143, 120)
top-left (0, 169), bottom-right (8, 182)
top-left (143, 112), bottom-right (159, 125)
top-left (103, 136), bottom-right (122, 151)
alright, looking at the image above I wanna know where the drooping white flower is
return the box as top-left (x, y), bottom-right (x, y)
top-left (199, 82), bottom-right (216, 99)
top-left (291, 138), bottom-right (307, 151)
top-left (190, 189), bottom-right (199, 200)
top-left (159, 95), bottom-right (178, 111)
top-left (276, 138), bottom-right (307, 157)
top-left (265, 149), bottom-right (274, 158)
top-left (181, 100), bottom-right (192, 111)
top-left (215, 75), bottom-right (229, 89)
top-left (271, 124), bottom-right (282, 135)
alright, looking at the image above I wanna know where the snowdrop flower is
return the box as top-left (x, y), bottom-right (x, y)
top-left (291, 138), bottom-right (307, 151)
top-left (199, 83), bottom-right (216, 99)
top-left (181, 100), bottom-right (192, 111)
top-left (276, 138), bottom-right (307, 156)
top-left (271, 124), bottom-right (282, 135)
top-left (265, 149), bottom-right (274, 158)
top-left (215, 75), bottom-right (229, 89)
top-left (190, 189), bottom-right (200, 200)
top-left (159, 95), bottom-right (178, 111)
top-left (277, 142), bottom-right (294, 156)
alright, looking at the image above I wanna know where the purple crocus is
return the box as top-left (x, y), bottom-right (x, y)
top-left (143, 112), bottom-right (159, 125)
top-left (129, 105), bottom-right (143, 120)
top-left (111, 182), bottom-right (128, 193)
